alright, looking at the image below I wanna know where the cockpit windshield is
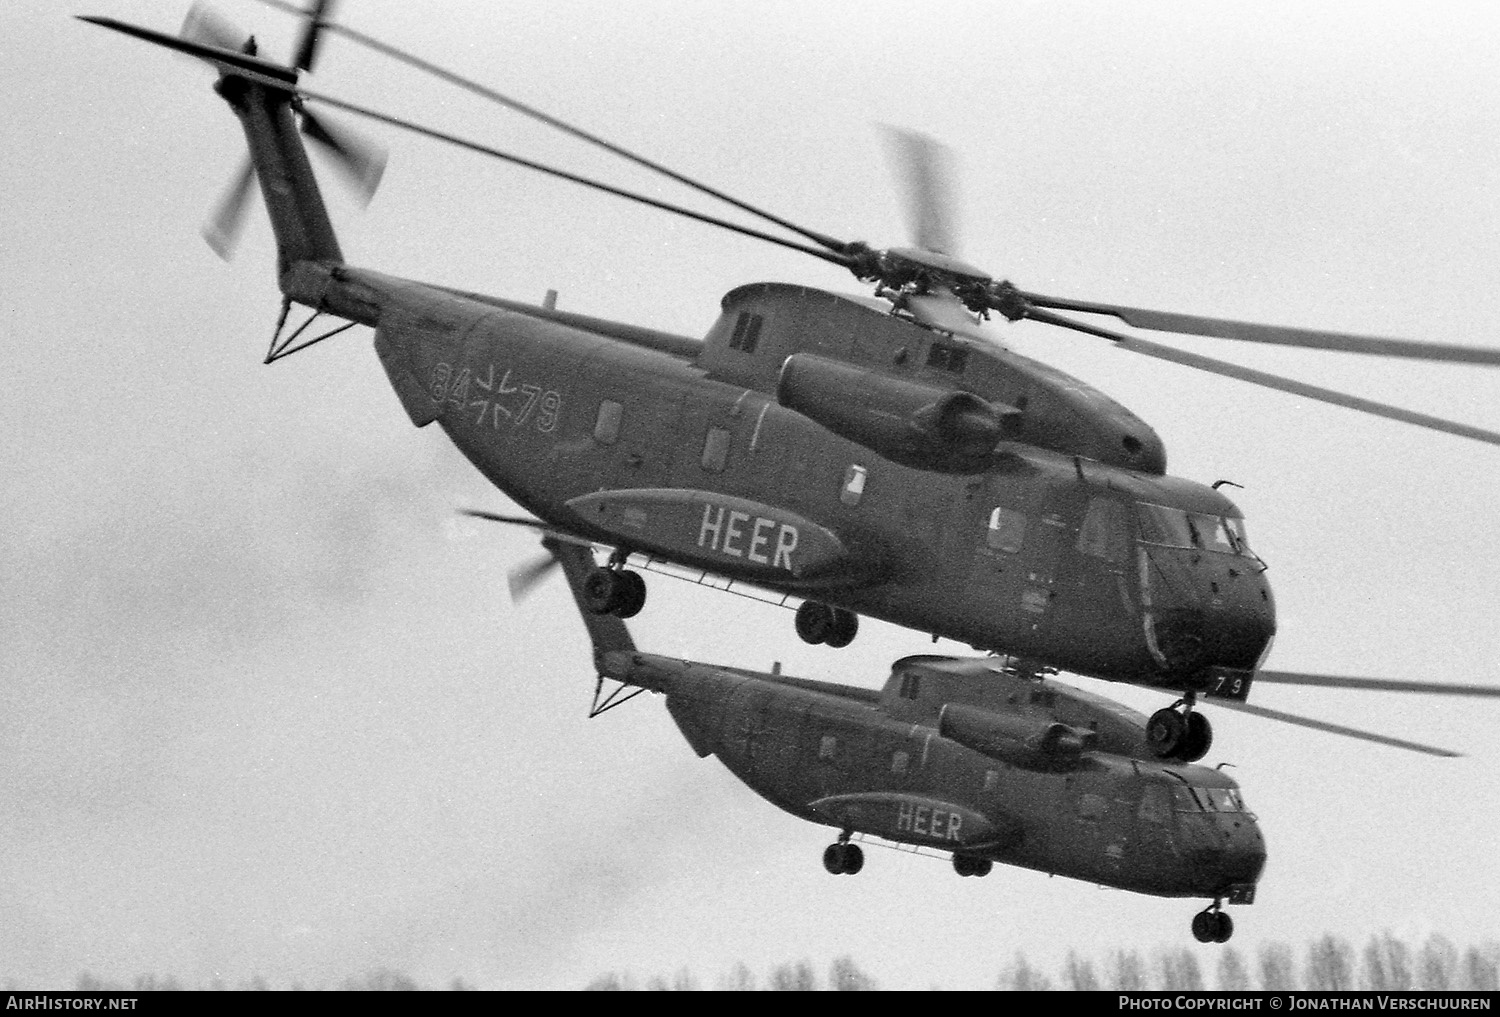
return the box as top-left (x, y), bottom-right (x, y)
top-left (1172, 786), bottom-right (1250, 814)
top-left (1136, 503), bottom-right (1254, 557)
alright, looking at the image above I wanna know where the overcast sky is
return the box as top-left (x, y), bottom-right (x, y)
top-left (5, 0), bottom-right (1500, 990)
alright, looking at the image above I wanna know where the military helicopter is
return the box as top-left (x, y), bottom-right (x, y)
top-left (82, 3), bottom-right (1500, 763)
top-left (549, 532), bottom-right (1263, 944)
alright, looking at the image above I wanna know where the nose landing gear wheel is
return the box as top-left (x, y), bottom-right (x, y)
top-left (1147, 702), bottom-right (1214, 762)
top-left (1191, 904), bottom-right (1233, 943)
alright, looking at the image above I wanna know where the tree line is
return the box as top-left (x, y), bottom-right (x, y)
top-left (586, 933), bottom-right (1500, 991)
top-left (48, 932), bottom-right (1500, 990)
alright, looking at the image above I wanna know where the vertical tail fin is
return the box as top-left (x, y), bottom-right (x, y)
top-left (215, 72), bottom-right (344, 276)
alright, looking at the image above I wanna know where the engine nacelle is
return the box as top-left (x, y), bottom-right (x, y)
top-left (776, 354), bottom-right (1020, 472)
top-left (938, 702), bottom-right (1097, 770)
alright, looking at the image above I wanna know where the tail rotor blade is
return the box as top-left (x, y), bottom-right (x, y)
top-left (301, 108), bottom-right (386, 203)
top-left (882, 125), bottom-right (961, 256)
top-left (508, 553), bottom-right (561, 603)
top-left (291, 0), bottom-right (338, 72)
top-left (180, 2), bottom-right (247, 51)
top-left (202, 157), bottom-right (256, 260)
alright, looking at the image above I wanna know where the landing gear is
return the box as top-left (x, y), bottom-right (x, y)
top-left (952, 853), bottom-right (992, 878)
top-left (1191, 902), bottom-right (1233, 943)
top-left (581, 565), bottom-right (647, 618)
top-left (1146, 696), bottom-right (1213, 763)
top-left (822, 832), bottom-right (864, 875)
top-left (795, 601), bottom-right (859, 648)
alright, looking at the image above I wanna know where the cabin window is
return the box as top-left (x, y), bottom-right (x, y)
top-left (819, 734), bottom-right (838, 760)
top-left (891, 750), bottom-right (910, 774)
top-left (898, 672), bottom-right (921, 699)
top-left (1076, 497), bottom-right (1129, 562)
top-left (986, 506), bottom-right (1027, 552)
top-left (593, 400), bottom-right (623, 444)
top-left (840, 464), bottom-right (868, 507)
top-left (729, 311), bottom-right (764, 353)
top-left (926, 342), bottom-right (969, 374)
top-left (701, 426), bottom-right (731, 473)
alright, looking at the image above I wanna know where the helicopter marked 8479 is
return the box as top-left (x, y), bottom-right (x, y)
top-left (81, 2), bottom-right (1500, 761)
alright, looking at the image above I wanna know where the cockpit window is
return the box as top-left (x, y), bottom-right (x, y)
top-left (1207, 788), bottom-right (1247, 813)
top-left (1136, 503), bottom-right (1253, 557)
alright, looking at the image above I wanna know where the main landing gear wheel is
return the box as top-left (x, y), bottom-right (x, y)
top-left (822, 841), bottom-right (864, 875)
top-left (795, 601), bottom-right (859, 647)
top-left (1191, 904), bottom-right (1233, 943)
top-left (952, 853), bottom-right (992, 877)
top-left (1146, 702), bottom-right (1213, 763)
top-left (581, 566), bottom-right (647, 618)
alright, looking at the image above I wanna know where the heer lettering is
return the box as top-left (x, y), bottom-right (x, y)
top-left (914, 805), bottom-right (929, 835)
top-left (722, 510), bottom-right (751, 557)
top-left (772, 524), bottom-right (799, 570)
top-left (947, 811), bottom-right (962, 841)
top-left (748, 516), bottom-right (775, 564)
top-left (698, 504), bottom-right (726, 550)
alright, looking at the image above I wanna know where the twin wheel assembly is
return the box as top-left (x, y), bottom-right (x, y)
top-left (1145, 700), bottom-right (1213, 763)
top-left (1192, 903), bottom-right (1234, 943)
top-left (795, 601), bottom-right (859, 647)
top-left (580, 566), bottom-right (647, 618)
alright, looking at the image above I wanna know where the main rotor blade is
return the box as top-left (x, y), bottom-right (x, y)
top-left (80, 15), bottom-right (299, 85)
top-left (882, 126), bottom-right (960, 256)
top-left (79, 18), bottom-right (855, 272)
top-left (250, 0), bottom-right (850, 255)
top-left (1021, 291), bottom-right (1500, 366)
top-left (1254, 670), bottom-right (1500, 698)
top-left (292, 94), bottom-right (853, 268)
top-left (1024, 307), bottom-right (1500, 447)
top-left (300, 107), bottom-right (385, 203)
top-left (203, 157), bottom-right (256, 260)
top-left (1213, 700), bottom-right (1461, 757)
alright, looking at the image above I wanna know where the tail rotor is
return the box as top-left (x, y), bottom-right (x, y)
top-left (507, 551), bottom-right (562, 603)
top-left (183, 1), bottom-right (384, 260)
